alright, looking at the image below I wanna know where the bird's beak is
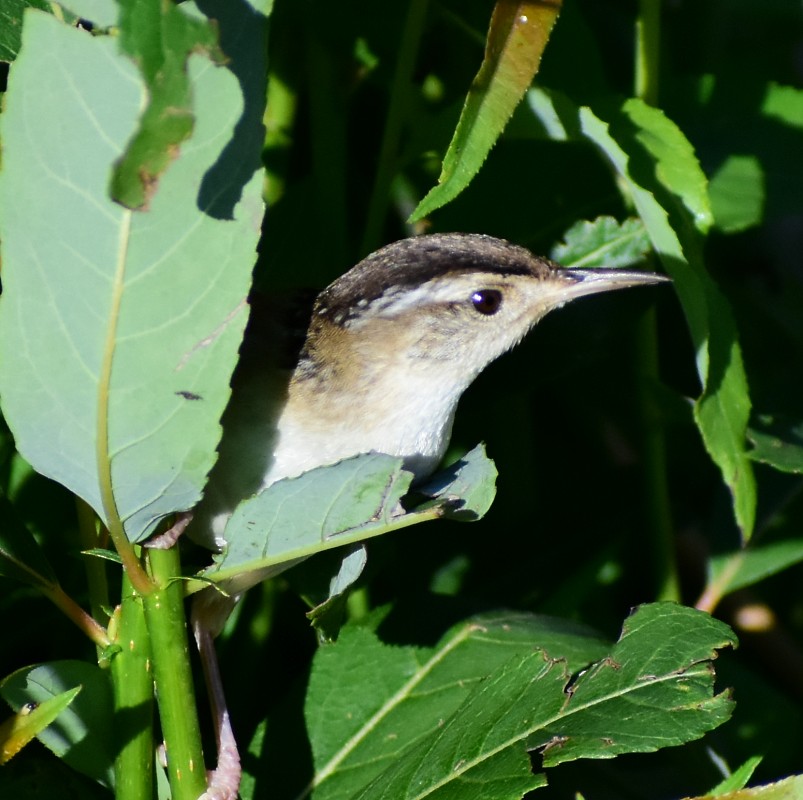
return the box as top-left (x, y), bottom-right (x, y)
top-left (557, 268), bottom-right (671, 302)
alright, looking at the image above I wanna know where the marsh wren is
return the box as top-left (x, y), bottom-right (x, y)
top-left (188, 232), bottom-right (667, 798)
top-left (192, 232), bottom-right (667, 551)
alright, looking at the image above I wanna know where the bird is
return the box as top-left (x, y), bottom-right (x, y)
top-left (190, 231), bottom-right (667, 555)
top-left (184, 231), bottom-right (668, 800)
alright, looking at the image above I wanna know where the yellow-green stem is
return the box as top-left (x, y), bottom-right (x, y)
top-left (142, 547), bottom-right (207, 800)
top-left (112, 574), bottom-right (155, 800)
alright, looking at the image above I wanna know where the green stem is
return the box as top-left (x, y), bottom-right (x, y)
top-left (142, 547), bottom-right (207, 800)
top-left (635, 0), bottom-right (660, 106)
top-left (633, 3), bottom-right (676, 601)
top-left (636, 307), bottom-right (680, 602)
top-left (76, 498), bottom-right (111, 632)
top-left (360, 0), bottom-right (430, 256)
top-left (306, 27), bottom-right (349, 270)
top-left (112, 573), bottom-right (155, 800)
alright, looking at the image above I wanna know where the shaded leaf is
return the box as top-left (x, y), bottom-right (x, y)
top-left (410, 0), bottom-right (563, 222)
top-left (111, 0), bottom-right (225, 208)
top-left (0, 488), bottom-right (57, 588)
top-left (0, 660), bottom-right (114, 787)
top-left (305, 612), bottom-right (609, 800)
top-left (306, 545), bottom-right (369, 642)
top-left (526, 88), bottom-right (756, 538)
top-left (0, 686), bottom-right (81, 765)
top-left (748, 415), bottom-right (803, 474)
top-left (551, 216), bottom-right (651, 269)
top-left (708, 541), bottom-right (803, 597)
top-left (709, 155), bottom-right (766, 234)
top-left (0, 11), bottom-right (263, 543)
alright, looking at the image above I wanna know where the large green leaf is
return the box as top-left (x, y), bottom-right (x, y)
top-left (304, 612), bottom-right (609, 800)
top-left (526, 88), bottom-right (756, 538)
top-left (0, 10), bottom-right (264, 542)
top-left (302, 603), bottom-right (733, 800)
top-left (111, 0), bottom-right (225, 209)
top-left (410, 0), bottom-right (563, 222)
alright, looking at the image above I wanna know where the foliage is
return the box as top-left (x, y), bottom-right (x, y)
top-left (1, 1), bottom-right (803, 799)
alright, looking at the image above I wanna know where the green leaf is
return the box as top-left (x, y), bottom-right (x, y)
top-left (0, 686), bottom-right (81, 765)
top-left (0, 660), bottom-right (115, 787)
top-left (203, 447), bottom-right (498, 587)
top-left (537, 603), bottom-right (735, 766)
top-left (550, 216), bottom-right (652, 269)
top-left (306, 545), bottom-right (369, 642)
top-left (410, 0), bottom-right (563, 222)
top-left (709, 155), bottom-right (766, 234)
top-left (304, 612), bottom-right (609, 800)
top-left (205, 454), bottom-right (412, 584)
top-left (526, 88), bottom-right (756, 538)
top-left (0, 488), bottom-right (57, 588)
top-left (0, 10), bottom-right (263, 543)
top-left (415, 443), bottom-right (498, 520)
top-left (58, 0), bottom-right (118, 27)
top-left (748, 415), bottom-right (803, 474)
top-left (304, 603), bottom-right (734, 800)
top-left (693, 774), bottom-right (803, 800)
top-left (111, 0), bottom-right (225, 209)
top-left (708, 541), bottom-right (803, 597)
top-left (0, 0), bottom-right (51, 62)
top-left (707, 755), bottom-right (763, 795)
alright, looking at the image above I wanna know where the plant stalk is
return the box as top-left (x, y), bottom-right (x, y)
top-left (112, 573), bottom-right (155, 800)
top-left (635, 0), bottom-right (660, 106)
top-left (360, 0), bottom-right (430, 256)
top-left (142, 547), bottom-right (208, 800)
top-left (634, 2), bottom-right (678, 601)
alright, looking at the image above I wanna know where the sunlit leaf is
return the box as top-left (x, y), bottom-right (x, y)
top-left (203, 446), bottom-right (497, 587)
top-left (688, 773), bottom-right (803, 800)
top-left (111, 0), bottom-right (225, 209)
top-left (410, 0), bottom-right (563, 222)
top-left (551, 216), bottom-right (651, 269)
top-left (705, 755), bottom-right (763, 796)
top-left (709, 541), bottom-right (803, 597)
top-left (303, 603), bottom-right (734, 800)
top-left (0, 686), bottom-right (81, 765)
top-left (748, 415), bottom-right (803, 474)
top-left (709, 155), bottom-right (765, 234)
top-left (526, 88), bottom-right (756, 538)
top-left (0, 10), bottom-right (264, 543)
top-left (305, 612), bottom-right (608, 800)
top-left (0, 0), bottom-right (51, 62)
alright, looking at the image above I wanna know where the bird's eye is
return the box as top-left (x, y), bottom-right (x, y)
top-left (471, 289), bottom-right (503, 315)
